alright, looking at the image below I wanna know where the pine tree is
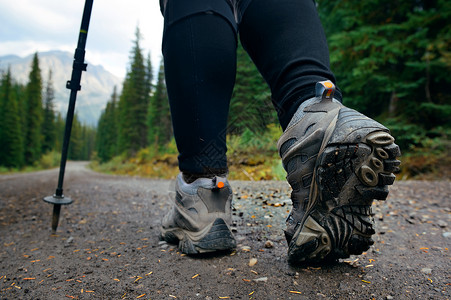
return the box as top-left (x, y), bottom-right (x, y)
top-left (145, 52), bottom-right (154, 101)
top-left (317, 0), bottom-right (451, 124)
top-left (107, 88), bottom-right (119, 158)
top-left (54, 113), bottom-right (65, 151)
top-left (0, 68), bottom-right (24, 167)
top-left (97, 87), bottom-right (119, 162)
top-left (42, 69), bottom-right (56, 153)
top-left (147, 60), bottom-right (172, 147)
top-left (14, 82), bottom-right (27, 157)
top-left (66, 114), bottom-right (95, 161)
top-left (24, 52), bottom-right (43, 165)
top-left (80, 125), bottom-right (96, 160)
top-left (68, 113), bottom-right (82, 160)
top-left (117, 27), bottom-right (149, 155)
top-left (96, 108), bottom-right (107, 161)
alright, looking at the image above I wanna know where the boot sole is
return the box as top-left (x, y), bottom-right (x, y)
top-left (160, 218), bottom-right (236, 255)
top-left (288, 109), bottom-right (401, 264)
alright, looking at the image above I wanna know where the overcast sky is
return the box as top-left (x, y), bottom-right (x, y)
top-left (0, 0), bottom-right (164, 79)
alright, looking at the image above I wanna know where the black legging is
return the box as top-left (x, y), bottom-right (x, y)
top-left (161, 0), bottom-right (341, 177)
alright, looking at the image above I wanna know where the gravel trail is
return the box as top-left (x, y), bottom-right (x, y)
top-left (1, 162), bottom-right (450, 299)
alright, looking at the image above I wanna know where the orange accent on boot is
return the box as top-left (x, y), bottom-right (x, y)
top-left (217, 181), bottom-right (225, 189)
top-left (326, 89), bottom-right (332, 98)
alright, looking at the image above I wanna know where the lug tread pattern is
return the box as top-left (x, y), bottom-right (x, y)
top-left (316, 131), bottom-right (398, 260)
top-left (288, 129), bottom-right (400, 263)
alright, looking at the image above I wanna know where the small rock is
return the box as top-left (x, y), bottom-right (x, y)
top-left (241, 246), bottom-right (251, 252)
top-left (442, 232), bottom-right (451, 238)
top-left (249, 258), bottom-right (258, 267)
top-left (420, 215), bottom-right (430, 223)
top-left (236, 236), bottom-right (246, 242)
top-left (253, 277), bottom-right (268, 282)
top-left (264, 240), bottom-right (274, 248)
top-left (343, 259), bottom-right (360, 268)
top-left (158, 241), bottom-right (169, 249)
top-left (405, 218), bottom-right (416, 225)
top-left (386, 295), bottom-right (394, 300)
top-left (65, 236), bottom-right (74, 245)
top-left (421, 268), bottom-right (432, 275)
top-left (437, 220), bottom-right (448, 228)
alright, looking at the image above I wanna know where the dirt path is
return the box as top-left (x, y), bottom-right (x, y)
top-left (1, 162), bottom-right (450, 299)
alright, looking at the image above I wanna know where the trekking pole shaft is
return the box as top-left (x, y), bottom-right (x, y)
top-left (55, 0), bottom-right (93, 197)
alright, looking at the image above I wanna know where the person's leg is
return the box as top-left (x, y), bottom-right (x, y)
top-left (159, 0), bottom-right (238, 254)
top-left (237, 0), bottom-right (342, 129)
top-left (162, 0), bottom-right (237, 181)
top-left (237, 0), bottom-right (400, 264)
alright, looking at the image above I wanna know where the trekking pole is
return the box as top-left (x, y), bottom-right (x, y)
top-left (43, 0), bottom-right (94, 232)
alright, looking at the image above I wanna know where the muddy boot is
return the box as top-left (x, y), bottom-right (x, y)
top-left (278, 81), bottom-right (401, 264)
top-left (160, 173), bottom-right (236, 254)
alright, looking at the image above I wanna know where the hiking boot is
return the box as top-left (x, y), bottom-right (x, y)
top-left (278, 80), bottom-right (401, 264)
top-left (160, 173), bottom-right (236, 254)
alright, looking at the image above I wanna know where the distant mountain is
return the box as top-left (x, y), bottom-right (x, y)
top-left (0, 50), bottom-right (123, 125)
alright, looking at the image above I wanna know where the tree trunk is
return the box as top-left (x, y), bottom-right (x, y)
top-left (388, 90), bottom-right (399, 117)
top-left (425, 54), bottom-right (432, 103)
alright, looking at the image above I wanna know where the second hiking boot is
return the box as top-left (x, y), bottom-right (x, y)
top-left (160, 173), bottom-right (236, 254)
top-left (278, 81), bottom-right (401, 264)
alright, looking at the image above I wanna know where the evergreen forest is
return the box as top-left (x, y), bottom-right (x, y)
top-left (0, 53), bottom-right (95, 170)
top-left (1, 0), bottom-right (450, 179)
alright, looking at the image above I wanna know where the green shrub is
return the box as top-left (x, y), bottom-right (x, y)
top-left (228, 123), bottom-right (282, 154)
top-left (38, 151), bottom-right (60, 169)
top-left (413, 103), bottom-right (451, 129)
